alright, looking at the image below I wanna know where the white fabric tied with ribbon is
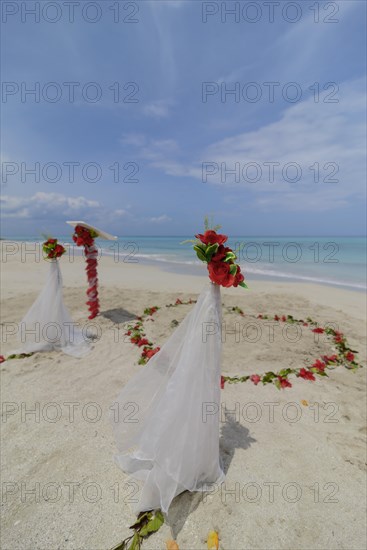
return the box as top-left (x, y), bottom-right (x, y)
top-left (18, 260), bottom-right (91, 358)
top-left (111, 283), bottom-right (225, 514)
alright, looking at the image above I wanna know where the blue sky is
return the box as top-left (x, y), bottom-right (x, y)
top-left (1, 0), bottom-right (366, 237)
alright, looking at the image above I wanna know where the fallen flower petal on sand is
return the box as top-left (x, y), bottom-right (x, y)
top-left (207, 530), bottom-right (219, 549)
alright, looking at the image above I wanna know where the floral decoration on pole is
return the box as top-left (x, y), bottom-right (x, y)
top-left (67, 221), bottom-right (117, 320)
top-left (186, 219), bottom-right (248, 289)
top-left (42, 238), bottom-right (66, 260)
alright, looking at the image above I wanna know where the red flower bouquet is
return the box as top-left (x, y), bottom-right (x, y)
top-left (191, 222), bottom-right (248, 289)
top-left (42, 238), bottom-right (66, 260)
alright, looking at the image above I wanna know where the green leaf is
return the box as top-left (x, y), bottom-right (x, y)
top-left (205, 243), bottom-right (219, 261)
top-left (154, 510), bottom-right (165, 524)
top-left (278, 368), bottom-right (292, 377)
top-left (261, 372), bottom-right (276, 384)
top-left (239, 281), bottom-right (249, 289)
top-left (139, 511), bottom-right (164, 536)
top-left (138, 526), bottom-right (149, 537)
top-left (130, 533), bottom-right (140, 550)
top-left (229, 264), bottom-right (237, 275)
top-left (193, 245), bottom-right (207, 262)
top-left (129, 512), bottom-right (151, 530)
top-left (224, 252), bottom-right (236, 262)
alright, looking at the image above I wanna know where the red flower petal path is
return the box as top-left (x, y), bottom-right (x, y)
top-left (124, 299), bottom-right (363, 390)
top-left (2, 299), bottom-right (363, 391)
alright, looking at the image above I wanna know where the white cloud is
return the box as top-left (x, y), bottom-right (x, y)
top-left (120, 134), bottom-right (147, 148)
top-left (1, 192), bottom-right (170, 231)
top-left (140, 139), bottom-right (179, 161)
top-left (149, 214), bottom-right (172, 223)
top-left (199, 80), bottom-right (365, 201)
top-left (114, 209), bottom-right (129, 217)
top-left (1, 192), bottom-right (101, 220)
top-left (141, 79), bottom-right (366, 210)
top-left (254, 190), bottom-right (350, 212)
top-left (142, 99), bottom-right (174, 118)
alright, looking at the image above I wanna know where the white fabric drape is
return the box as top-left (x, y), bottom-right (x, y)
top-left (18, 260), bottom-right (91, 357)
top-left (111, 283), bottom-right (225, 514)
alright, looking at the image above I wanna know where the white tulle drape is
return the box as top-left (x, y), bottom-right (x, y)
top-left (111, 283), bottom-right (225, 514)
top-left (18, 260), bottom-right (91, 357)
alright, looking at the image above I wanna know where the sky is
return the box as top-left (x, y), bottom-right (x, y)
top-left (1, 0), bottom-right (366, 237)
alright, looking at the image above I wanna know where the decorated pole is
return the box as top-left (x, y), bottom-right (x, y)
top-left (72, 225), bottom-right (99, 319)
top-left (67, 221), bottom-right (117, 320)
top-left (110, 221), bottom-right (248, 549)
top-left (14, 237), bottom-right (91, 358)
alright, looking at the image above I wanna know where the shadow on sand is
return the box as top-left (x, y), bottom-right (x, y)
top-left (166, 413), bottom-right (256, 540)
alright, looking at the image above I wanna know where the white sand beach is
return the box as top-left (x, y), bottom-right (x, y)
top-left (1, 243), bottom-right (366, 550)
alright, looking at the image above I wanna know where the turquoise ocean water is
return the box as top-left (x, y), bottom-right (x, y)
top-left (7, 236), bottom-right (366, 292)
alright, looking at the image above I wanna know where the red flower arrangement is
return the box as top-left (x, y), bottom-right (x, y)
top-left (72, 225), bottom-right (100, 319)
top-left (298, 368), bottom-right (316, 381)
top-left (42, 238), bottom-right (66, 260)
top-left (277, 376), bottom-right (292, 389)
top-left (250, 374), bottom-right (261, 385)
top-left (345, 351), bottom-right (354, 362)
top-left (190, 222), bottom-right (248, 289)
top-left (142, 347), bottom-right (161, 360)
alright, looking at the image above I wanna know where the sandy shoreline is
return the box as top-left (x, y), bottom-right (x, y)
top-left (1, 243), bottom-right (366, 549)
top-left (1, 242), bottom-right (365, 318)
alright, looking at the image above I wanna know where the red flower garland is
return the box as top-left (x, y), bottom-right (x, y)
top-left (125, 307), bottom-right (161, 365)
top-left (125, 299), bottom-right (364, 389)
top-left (72, 225), bottom-right (100, 319)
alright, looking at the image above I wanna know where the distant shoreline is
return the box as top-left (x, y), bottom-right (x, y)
top-left (2, 237), bottom-right (365, 293)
